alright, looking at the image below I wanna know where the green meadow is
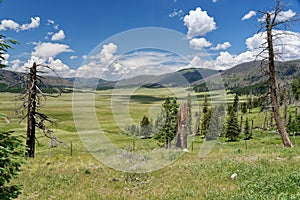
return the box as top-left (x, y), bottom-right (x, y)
top-left (1, 88), bottom-right (300, 199)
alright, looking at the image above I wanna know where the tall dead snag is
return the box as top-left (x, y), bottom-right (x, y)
top-left (257, 0), bottom-right (299, 147)
top-left (26, 63), bottom-right (37, 157)
top-left (18, 62), bottom-right (62, 157)
top-left (175, 102), bottom-right (188, 149)
top-left (265, 12), bottom-right (291, 147)
top-left (194, 111), bottom-right (201, 135)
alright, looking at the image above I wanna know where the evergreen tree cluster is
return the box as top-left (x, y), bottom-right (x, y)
top-left (125, 96), bottom-right (180, 149)
top-left (125, 116), bottom-right (153, 138)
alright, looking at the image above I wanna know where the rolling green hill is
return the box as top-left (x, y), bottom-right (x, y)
top-left (193, 59), bottom-right (300, 94)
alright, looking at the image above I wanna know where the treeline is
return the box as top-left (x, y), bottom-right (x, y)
top-left (0, 83), bottom-right (72, 93)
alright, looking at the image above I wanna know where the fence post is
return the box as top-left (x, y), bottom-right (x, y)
top-left (70, 141), bottom-right (73, 157)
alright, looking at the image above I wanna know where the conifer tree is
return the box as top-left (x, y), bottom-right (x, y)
top-left (154, 97), bottom-right (178, 148)
top-left (0, 131), bottom-right (25, 199)
top-left (291, 78), bottom-right (300, 100)
top-left (201, 108), bottom-right (211, 136)
top-left (140, 115), bottom-right (151, 137)
top-left (0, 6), bottom-right (23, 198)
top-left (225, 109), bottom-right (240, 141)
top-left (202, 95), bottom-right (209, 114)
top-left (206, 107), bottom-right (222, 140)
top-left (233, 94), bottom-right (239, 113)
top-left (242, 102), bottom-right (247, 114)
top-left (244, 118), bottom-right (252, 140)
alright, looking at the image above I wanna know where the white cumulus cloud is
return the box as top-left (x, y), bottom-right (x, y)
top-left (116, 51), bottom-right (187, 79)
top-left (242, 10), bottom-right (256, 21)
top-left (47, 57), bottom-right (76, 77)
top-left (0, 19), bottom-right (19, 31)
top-left (211, 42), bottom-right (231, 50)
top-left (245, 30), bottom-right (300, 60)
top-left (259, 9), bottom-right (296, 22)
top-left (92, 42), bottom-right (118, 63)
top-left (101, 43), bottom-right (117, 59)
top-left (51, 30), bottom-right (65, 41)
top-left (6, 56), bottom-right (75, 77)
top-left (77, 48), bottom-right (188, 79)
top-left (76, 43), bottom-right (118, 78)
top-left (195, 30), bottom-right (300, 70)
top-left (19, 17), bottom-right (40, 31)
top-left (189, 38), bottom-right (212, 50)
top-left (32, 42), bottom-right (73, 58)
top-left (183, 7), bottom-right (217, 38)
top-left (0, 17), bottom-right (40, 31)
top-left (276, 9), bottom-right (296, 21)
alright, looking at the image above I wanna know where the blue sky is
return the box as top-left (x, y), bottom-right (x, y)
top-left (1, 0), bottom-right (300, 79)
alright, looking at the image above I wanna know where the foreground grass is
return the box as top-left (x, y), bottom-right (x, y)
top-left (13, 133), bottom-right (300, 200)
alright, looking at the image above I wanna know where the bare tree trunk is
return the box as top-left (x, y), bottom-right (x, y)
top-left (175, 102), bottom-right (188, 149)
top-left (266, 13), bottom-right (292, 147)
top-left (26, 62), bottom-right (37, 157)
top-left (263, 111), bottom-right (268, 130)
top-left (194, 111), bottom-right (200, 135)
top-left (284, 92), bottom-right (288, 125)
top-left (270, 112), bottom-right (274, 128)
top-left (240, 115), bottom-right (243, 132)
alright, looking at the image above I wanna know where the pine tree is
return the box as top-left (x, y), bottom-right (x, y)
top-left (194, 111), bottom-right (200, 135)
top-left (201, 108), bottom-right (211, 136)
top-left (247, 97), bottom-right (252, 113)
top-left (225, 109), bottom-right (240, 141)
top-left (140, 115), bottom-right (151, 138)
top-left (0, 8), bottom-right (24, 198)
top-left (286, 113), bottom-right (294, 134)
top-left (291, 78), bottom-right (300, 100)
top-left (0, 131), bottom-right (25, 199)
top-left (0, 35), bottom-right (19, 68)
top-left (242, 102), bottom-right (247, 114)
top-left (154, 97), bottom-right (178, 148)
top-left (202, 95), bottom-right (209, 114)
top-left (206, 107), bottom-right (222, 140)
top-left (244, 118), bottom-right (252, 140)
top-left (287, 113), bottom-right (300, 134)
top-left (233, 94), bottom-right (239, 113)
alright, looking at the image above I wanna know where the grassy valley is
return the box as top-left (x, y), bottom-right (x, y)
top-left (1, 87), bottom-right (300, 199)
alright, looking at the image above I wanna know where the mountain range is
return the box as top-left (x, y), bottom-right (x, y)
top-left (0, 59), bottom-right (299, 93)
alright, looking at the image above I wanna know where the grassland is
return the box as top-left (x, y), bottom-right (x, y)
top-left (1, 88), bottom-right (300, 199)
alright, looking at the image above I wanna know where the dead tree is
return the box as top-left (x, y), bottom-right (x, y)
top-left (194, 111), bottom-right (201, 135)
top-left (26, 63), bottom-right (37, 157)
top-left (283, 89), bottom-right (289, 125)
top-left (175, 102), bottom-right (188, 149)
top-left (240, 115), bottom-right (243, 133)
top-left (257, 0), bottom-right (299, 147)
top-left (18, 62), bottom-right (62, 157)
